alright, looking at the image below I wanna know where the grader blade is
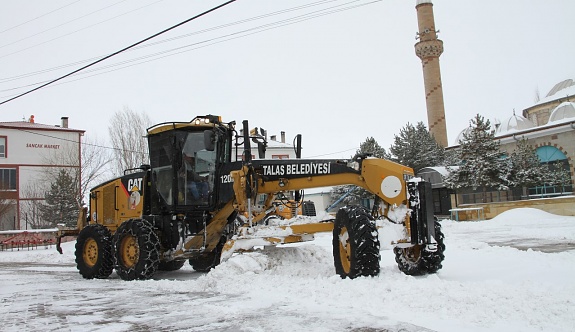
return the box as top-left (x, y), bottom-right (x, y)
top-left (407, 179), bottom-right (437, 250)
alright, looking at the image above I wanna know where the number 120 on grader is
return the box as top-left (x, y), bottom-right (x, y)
top-left (58, 115), bottom-right (445, 280)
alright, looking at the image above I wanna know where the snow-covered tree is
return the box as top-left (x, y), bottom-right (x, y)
top-left (41, 134), bottom-right (111, 206)
top-left (389, 122), bottom-right (446, 173)
top-left (544, 160), bottom-right (572, 192)
top-left (330, 137), bottom-right (389, 208)
top-left (38, 169), bottom-right (81, 227)
top-left (506, 139), bottom-right (546, 195)
top-left (357, 136), bottom-right (390, 160)
top-left (443, 114), bottom-right (507, 201)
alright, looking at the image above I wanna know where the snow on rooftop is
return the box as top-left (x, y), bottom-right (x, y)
top-left (266, 139), bottom-right (293, 148)
top-left (454, 79), bottom-right (575, 145)
top-left (495, 112), bottom-right (535, 136)
top-left (419, 166), bottom-right (457, 177)
top-left (534, 78), bottom-right (575, 106)
top-left (548, 102), bottom-right (575, 124)
top-left (0, 120), bottom-right (83, 132)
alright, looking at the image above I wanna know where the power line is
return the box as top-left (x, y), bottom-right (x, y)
top-left (0, 56), bottom-right (99, 85)
top-left (17, 129), bottom-right (147, 155)
top-left (0, 0), bottom-right (237, 106)
top-left (0, 0), bottom-right (381, 98)
top-left (0, 0), bottom-right (339, 84)
top-left (0, 0), bottom-right (84, 35)
top-left (67, 0), bottom-right (378, 78)
top-left (0, 0), bottom-right (128, 50)
top-left (0, 0), bottom-right (166, 60)
top-left (308, 148), bottom-right (358, 158)
top-left (18, 128), bottom-right (360, 160)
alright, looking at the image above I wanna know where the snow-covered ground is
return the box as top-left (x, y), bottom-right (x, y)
top-left (1, 208), bottom-right (574, 332)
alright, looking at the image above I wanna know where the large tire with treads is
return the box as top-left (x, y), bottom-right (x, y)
top-left (113, 219), bottom-right (161, 280)
top-left (394, 220), bottom-right (445, 276)
top-left (75, 224), bottom-right (114, 279)
top-left (332, 206), bottom-right (381, 279)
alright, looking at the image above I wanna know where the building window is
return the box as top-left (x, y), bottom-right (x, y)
top-left (0, 137), bottom-right (6, 158)
top-left (272, 155), bottom-right (289, 159)
top-left (0, 168), bottom-right (16, 190)
top-left (531, 146), bottom-right (573, 196)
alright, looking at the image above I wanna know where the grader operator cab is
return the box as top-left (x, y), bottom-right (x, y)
top-left (57, 115), bottom-right (444, 280)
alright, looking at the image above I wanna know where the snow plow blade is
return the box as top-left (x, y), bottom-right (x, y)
top-left (55, 228), bottom-right (81, 254)
top-left (407, 180), bottom-right (437, 250)
top-left (55, 207), bottom-right (87, 254)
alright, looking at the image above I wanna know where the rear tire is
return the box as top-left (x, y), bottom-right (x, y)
top-left (75, 224), bottom-right (113, 279)
top-left (394, 220), bottom-right (445, 276)
top-left (332, 206), bottom-right (381, 279)
top-left (113, 219), bottom-right (161, 280)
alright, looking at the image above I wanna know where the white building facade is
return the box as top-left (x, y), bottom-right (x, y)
top-left (0, 116), bottom-right (84, 230)
top-left (237, 129), bottom-right (297, 161)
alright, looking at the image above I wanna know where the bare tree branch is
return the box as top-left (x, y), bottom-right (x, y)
top-left (108, 106), bottom-right (152, 175)
top-left (79, 135), bottom-right (113, 201)
top-left (19, 182), bottom-right (48, 229)
top-left (39, 134), bottom-right (111, 204)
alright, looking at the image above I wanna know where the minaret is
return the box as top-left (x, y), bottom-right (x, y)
top-left (414, 0), bottom-right (448, 147)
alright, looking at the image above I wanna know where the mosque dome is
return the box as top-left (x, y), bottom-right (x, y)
top-left (548, 102), bottom-right (575, 123)
top-left (453, 127), bottom-right (472, 145)
top-left (534, 79), bottom-right (575, 107)
top-left (495, 112), bottom-right (535, 135)
top-left (546, 79), bottom-right (574, 98)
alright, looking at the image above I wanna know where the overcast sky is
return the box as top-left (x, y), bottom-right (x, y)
top-left (1, 0), bottom-right (574, 159)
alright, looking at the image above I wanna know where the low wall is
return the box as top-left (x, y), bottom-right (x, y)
top-left (454, 195), bottom-right (575, 220)
top-left (0, 229), bottom-right (58, 251)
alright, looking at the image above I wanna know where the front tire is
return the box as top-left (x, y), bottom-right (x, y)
top-left (394, 220), bottom-right (445, 276)
top-left (113, 219), bottom-right (161, 280)
top-left (332, 206), bottom-right (381, 279)
top-left (75, 224), bottom-right (114, 279)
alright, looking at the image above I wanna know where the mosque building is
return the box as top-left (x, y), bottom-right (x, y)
top-left (414, 1), bottom-right (573, 215)
top-left (450, 79), bottom-right (575, 205)
top-left (494, 79), bottom-right (574, 194)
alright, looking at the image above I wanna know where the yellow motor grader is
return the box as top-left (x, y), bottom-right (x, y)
top-left (57, 115), bottom-right (444, 280)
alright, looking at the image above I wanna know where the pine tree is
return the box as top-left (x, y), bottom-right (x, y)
top-left (443, 114), bottom-right (507, 201)
top-left (357, 137), bottom-right (390, 160)
top-left (389, 122), bottom-right (446, 173)
top-left (38, 169), bottom-right (80, 227)
top-left (330, 137), bottom-right (389, 207)
top-left (507, 139), bottom-right (546, 195)
top-left (544, 160), bottom-right (572, 192)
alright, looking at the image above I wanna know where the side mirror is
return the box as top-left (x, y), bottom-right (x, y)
top-left (204, 130), bottom-right (216, 151)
